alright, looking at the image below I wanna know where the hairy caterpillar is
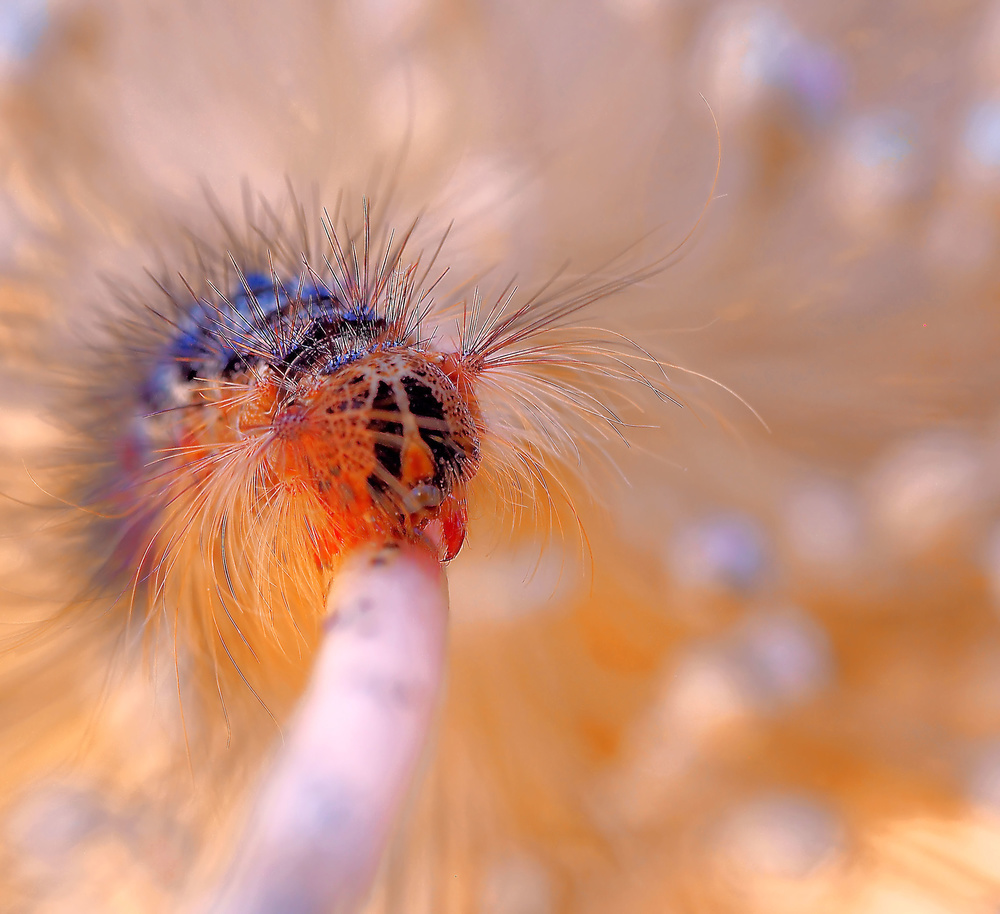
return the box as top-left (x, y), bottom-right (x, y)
top-left (3, 183), bottom-right (714, 768)
top-left (0, 176), bottom-right (726, 911)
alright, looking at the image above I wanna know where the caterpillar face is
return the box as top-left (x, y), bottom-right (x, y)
top-left (138, 272), bottom-right (480, 563)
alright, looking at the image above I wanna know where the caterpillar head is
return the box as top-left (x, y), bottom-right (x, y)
top-left (140, 272), bottom-right (482, 563)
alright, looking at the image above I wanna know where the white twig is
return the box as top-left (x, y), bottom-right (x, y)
top-left (202, 544), bottom-right (449, 914)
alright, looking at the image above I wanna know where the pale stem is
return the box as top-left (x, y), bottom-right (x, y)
top-left (202, 544), bottom-right (449, 914)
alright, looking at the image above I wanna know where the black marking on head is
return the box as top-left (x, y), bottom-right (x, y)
top-left (421, 430), bottom-right (462, 488)
top-left (401, 376), bottom-right (446, 423)
top-left (367, 380), bottom-right (404, 496)
top-left (371, 380), bottom-right (399, 417)
top-left (399, 375), bottom-right (474, 487)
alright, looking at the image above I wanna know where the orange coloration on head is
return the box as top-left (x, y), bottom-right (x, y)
top-left (247, 350), bottom-right (479, 563)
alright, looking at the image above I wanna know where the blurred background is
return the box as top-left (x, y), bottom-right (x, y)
top-left (1, 0), bottom-right (1000, 911)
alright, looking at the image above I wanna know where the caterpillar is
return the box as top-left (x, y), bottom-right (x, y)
top-left (0, 5), bottom-right (778, 910)
top-left (0, 179), bottom-right (724, 911)
top-left (3, 186), bottom-right (710, 765)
